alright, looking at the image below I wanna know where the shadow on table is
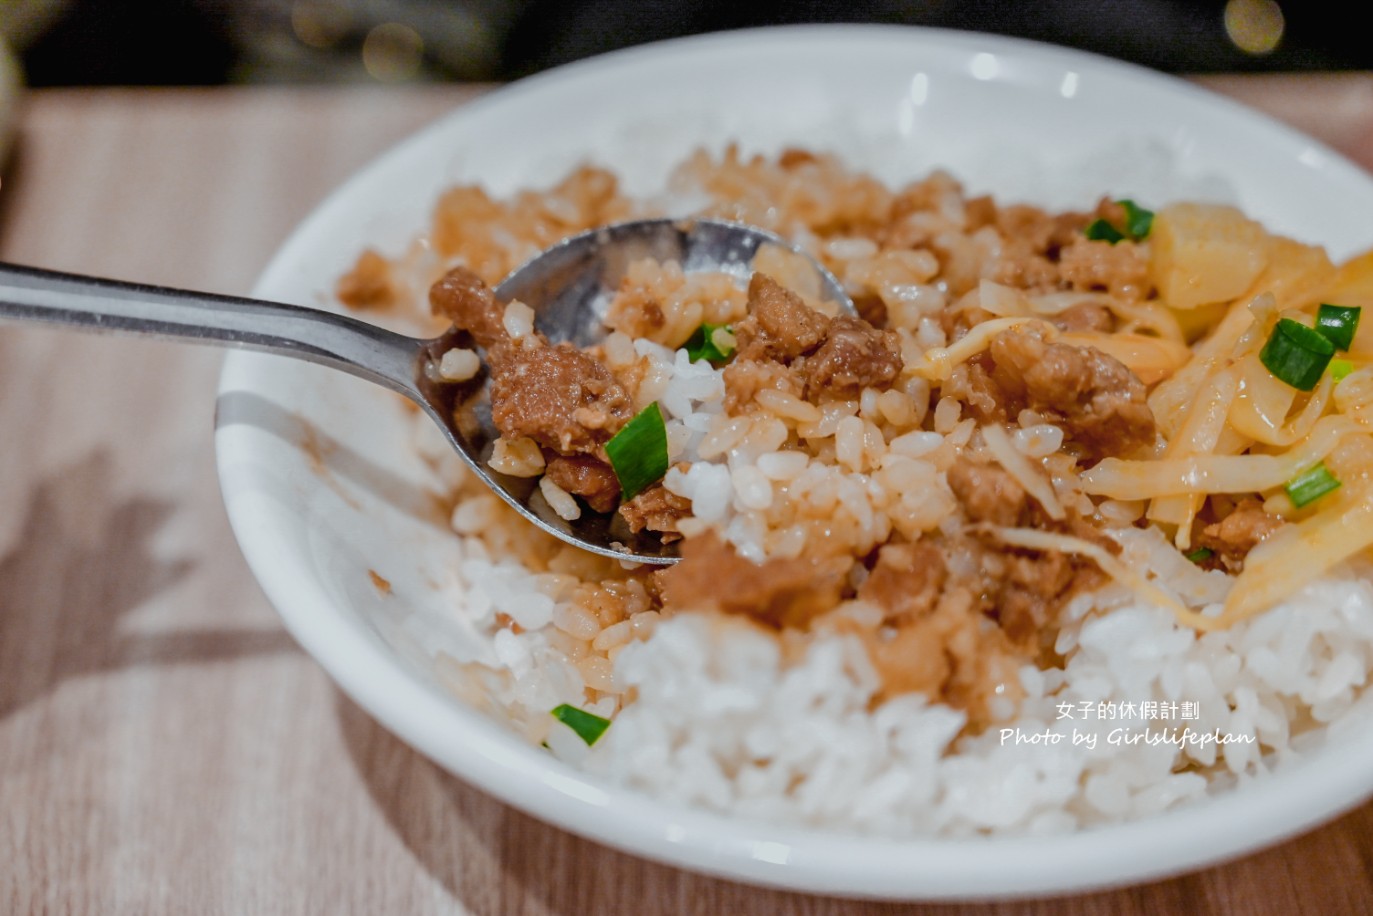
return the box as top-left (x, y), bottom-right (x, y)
top-left (335, 688), bottom-right (1373, 916)
top-left (0, 448), bottom-right (298, 723)
top-left (0, 133), bottom-right (28, 247)
top-left (214, 390), bottom-right (451, 533)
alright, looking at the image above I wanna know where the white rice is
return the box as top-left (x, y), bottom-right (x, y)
top-left (378, 149), bottom-right (1373, 838)
top-left (413, 348), bottom-right (1373, 837)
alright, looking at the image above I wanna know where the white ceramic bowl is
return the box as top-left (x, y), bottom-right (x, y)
top-left (215, 25), bottom-right (1373, 900)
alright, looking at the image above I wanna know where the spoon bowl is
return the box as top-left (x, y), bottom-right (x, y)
top-left (0, 217), bottom-right (850, 563)
top-left (423, 217), bottom-right (852, 563)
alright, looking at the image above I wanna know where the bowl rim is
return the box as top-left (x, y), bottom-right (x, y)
top-left (215, 23), bottom-right (1373, 901)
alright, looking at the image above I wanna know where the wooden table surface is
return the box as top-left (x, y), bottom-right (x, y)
top-left (2, 76), bottom-right (1373, 915)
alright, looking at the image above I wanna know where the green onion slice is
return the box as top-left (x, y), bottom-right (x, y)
top-left (1119, 200), bottom-right (1155, 240)
top-left (1285, 462), bottom-right (1341, 509)
top-left (685, 322), bottom-right (737, 363)
top-left (605, 402), bottom-right (669, 501)
top-left (1316, 303), bottom-right (1362, 351)
top-left (1084, 201), bottom-right (1153, 244)
top-left (551, 704), bottom-right (612, 746)
top-left (1331, 359), bottom-right (1355, 382)
top-left (1260, 318), bottom-right (1336, 391)
top-left (1085, 219), bottom-right (1125, 244)
top-left (1186, 547), bottom-right (1214, 563)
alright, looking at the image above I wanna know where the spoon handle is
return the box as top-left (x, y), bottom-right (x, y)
top-left (0, 261), bottom-right (422, 396)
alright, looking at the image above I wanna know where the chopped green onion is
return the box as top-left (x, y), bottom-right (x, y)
top-left (1260, 318), bottom-right (1336, 391)
top-left (1331, 358), bottom-right (1355, 382)
top-left (1085, 218), bottom-right (1125, 244)
top-left (551, 704), bottom-right (611, 746)
top-left (1084, 201), bottom-right (1153, 244)
top-left (1285, 462), bottom-right (1341, 508)
top-left (1119, 200), bottom-right (1155, 240)
top-left (1316, 303), bottom-right (1362, 351)
top-left (685, 322), bottom-right (736, 363)
top-left (1186, 547), bottom-right (1214, 563)
top-left (605, 402), bottom-right (669, 501)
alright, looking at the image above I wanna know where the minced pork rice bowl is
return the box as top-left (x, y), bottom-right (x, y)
top-left (333, 145), bottom-right (1373, 837)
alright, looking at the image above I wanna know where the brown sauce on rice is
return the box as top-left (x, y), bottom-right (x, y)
top-left (350, 147), bottom-right (1321, 735)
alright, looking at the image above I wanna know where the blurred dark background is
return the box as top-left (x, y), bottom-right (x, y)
top-left (2, 0), bottom-right (1367, 87)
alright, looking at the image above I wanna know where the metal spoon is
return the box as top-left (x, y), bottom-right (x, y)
top-left (0, 217), bottom-right (853, 564)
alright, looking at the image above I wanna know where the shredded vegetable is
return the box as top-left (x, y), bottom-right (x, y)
top-left (1081, 417), bottom-right (1360, 500)
top-left (909, 316), bottom-right (1038, 381)
top-left (911, 210), bottom-right (1373, 633)
top-left (1221, 497), bottom-right (1373, 625)
top-left (982, 526), bottom-right (1196, 624)
top-left (981, 424), bottom-right (1065, 520)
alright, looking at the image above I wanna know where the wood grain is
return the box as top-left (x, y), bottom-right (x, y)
top-left (2, 79), bottom-right (1372, 915)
